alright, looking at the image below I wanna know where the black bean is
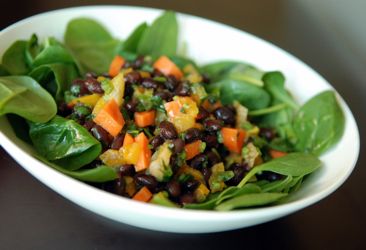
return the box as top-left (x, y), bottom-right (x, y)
top-left (125, 71), bottom-right (142, 85)
top-left (124, 99), bottom-right (138, 113)
top-left (257, 171), bottom-right (283, 182)
top-left (71, 79), bottom-right (90, 96)
top-left (180, 193), bottom-right (195, 204)
top-left (206, 151), bottom-right (221, 165)
top-left (114, 178), bottom-right (126, 196)
top-left (85, 72), bottom-right (97, 78)
top-left (226, 163), bottom-right (249, 186)
top-left (190, 154), bottom-right (208, 169)
top-left (182, 179), bottom-right (200, 193)
top-left (118, 164), bottom-right (135, 176)
top-left (184, 128), bottom-right (202, 143)
top-left (172, 138), bottom-right (185, 154)
top-left (111, 133), bottom-right (125, 149)
top-left (124, 83), bottom-right (134, 98)
top-left (150, 135), bottom-right (164, 150)
top-left (196, 106), bottom-right (210, 121)
top-left (83, 120), bottom-right (95, 131)
top-left (159, 121), bottom-right (178, 140)
top-left (164, 76), bottom-right (179, 91)
top-left (141, 78), bottom-right (159, 89)
top-left (203, 119), bottom-right (223, 133)
top-left (85, 77), bottom-right (104, 94)
top-left (91, 125), bottom-right (112, 147)
top-left (174, 82), bottom-right (191, 96)
top-left (134, 174), bottom-right (158, 191)
top-left (166, 180), bottom-right (181, 198)
top-left (259, 128), bottom-right (277, 141)
top-left (201, 167), bottom-right (212, 183)
top-left (214, 107), bottom-right (235, 125)
top-left (154, 90), bottom-right (173, 101)
top-left (57, 102), bottom-right (72, 117)
top-left (202, 134), bottom-right (219, 148)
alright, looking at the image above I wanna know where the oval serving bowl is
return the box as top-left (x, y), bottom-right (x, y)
top-left (0, 6), bottom-right (360, 233)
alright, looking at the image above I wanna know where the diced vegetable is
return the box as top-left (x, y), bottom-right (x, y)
top-left (134, 132), bottom-right (152, 172)
top-left (147, 142), bottom-right (172, 181)
top-left (242, 142), bottom-right (261, 168)
top-left (109, 55), bottom-right (125, 77)
top-left (93, 98), bottom-right (125, 137)
top-left (177, 165), bottom-right (205, 184)
top-left (209, 163), bottom-right (234, 193)
top-left (153, 55), bottom-right (183, 79)
top-left (185, 140), bottom-right (204, 160)
top-left (67, 93), bottom-right (101, 108)
top-left (132, 186), bottom-right (153, 202)
top-left (150, 191), bottom-right (178, 207)
top-left (134, 110), bottom-right (156, 127)
top-left (221, 127), bottom-right (246, 154)
top-left (269, 149), bottom-right (288, 159)
top-left (123, 133), bottom-right (135, 147)
top-left (194, 183), bottom-right (210, 202)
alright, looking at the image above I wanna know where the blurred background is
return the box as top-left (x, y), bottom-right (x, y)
top-left (1, 1), bottom-right (365, 249)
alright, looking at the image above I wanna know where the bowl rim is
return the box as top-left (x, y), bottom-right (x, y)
top-left (0, 4), bottom-right (361, 227)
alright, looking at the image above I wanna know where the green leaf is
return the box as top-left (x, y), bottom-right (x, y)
top-left (0, 65), bottom-right (9, 76)
top-left (36, 155), bottom-right (117, 182)
top-left (65, 18), bottom-right (120, 74)
top-left (183, 193), bottom-right (221, 210)
top-left (29, 116), bottom-right (102, 170)
top-left (32, 40), bottom-right (75, 68)
top-left (121, 22), bottom-right (149, 53)
top-left (65, 18), bottom-right (114, 46)
top-left (201, 61), bottom-right (263, 86)
top-left (25, 34), bottom-right (42, 66)
top-left (137, 11), bottom-right (178, 57)
top-left (209, 79), bottom-right (271, 110)
top-left (238, 152), bottom-right (321, 188)
top-left (1, 40), bottom-right (30, 75)
top-left (215, 192), bottom-right (287, 211)
top-left (29, 63), bottom-right (78, 101)
top-left (0, 76), bottom-right (57, 122)
top-left (261, 175), bottom-right (293, 192)
top-left (293, 90), bottom-right (345, 155)
top-left (6, 114), bottom-right (32, 144)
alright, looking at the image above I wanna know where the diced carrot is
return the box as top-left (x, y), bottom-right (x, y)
top-left (153, 55), bottom-right (183, 79)
top-left (221, 127), bottom-right (246, 154)
top-left (132, 186), bottom-right (153, 202)
top-left (93, 98), bottom-right (125, 137)
top-left (185, 140), bottom-right (203, 160)
top-left (269, 149), bottom-right (288, 159)
top-left (134, 132), bottom-right (152, 172)
top-left (123, 133), bottom-right (135, 147)
top-left (109, 55), bottom-right (125, 77)
top-left (134, 110), bottom-right (156, 127)
top-left (67, 94), bottom-right (101, 108)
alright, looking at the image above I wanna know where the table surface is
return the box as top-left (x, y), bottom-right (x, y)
top-left (1, 1), bottom-right (365, 249)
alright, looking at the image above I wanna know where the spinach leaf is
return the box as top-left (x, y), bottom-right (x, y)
top-left (32, 38), bottom-right (76, 67)
top-left (65, 18), bottom-right (120, 74)
top-left (29, 63), bottom-right (78, 101)
top-left (121, 22), bottom-right (148, 53)
top-left (29, 116), bottom-right (102, 170)
top-left (36, 155), bottom-right (117, 182)
top-left (137, 11), bottom-right (178, 57)
top-left (6, 114), bottom-right (32, 144)
top-left (0, 76), bottom-right (56, 122)
top-left (169, 55), bottom-right (200, 71)
top-left (0, 65), bottom-right (9, 76)
top-left (259, 72), bottom-right (297, 143)
top-left (201, 61), bottom-right (264, 86)
top-left (293, 90), bottom-right (345, 155)
top-left (237, 152), bottom-right (321, 188)
top-left (25, 34), bottom-right (42, 66)
top-left (183, 193), bottom-right (221, 210)
top-left (215, 192), bottom-right (287, 211)
top-left (1, 40), bottom-right (30, 75)
top-left (208, 79), bottom-right (270, 110)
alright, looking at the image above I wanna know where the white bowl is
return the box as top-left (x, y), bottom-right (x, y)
top-left (0, 6), bottom-right (360, 233)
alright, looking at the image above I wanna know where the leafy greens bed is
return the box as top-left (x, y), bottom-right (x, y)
top-left (0, 11), bottom-right (345, 210)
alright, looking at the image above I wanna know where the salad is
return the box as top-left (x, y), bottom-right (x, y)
top-left (0, 11), bottom-right (344, 210)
